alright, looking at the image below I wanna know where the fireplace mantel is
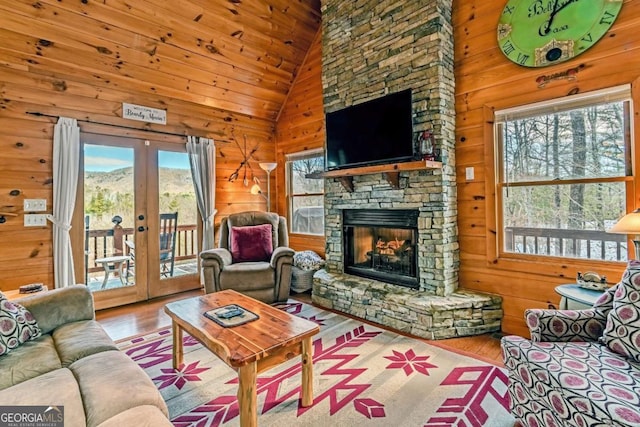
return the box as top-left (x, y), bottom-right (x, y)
top-left (308, 160), bottom-right (442, 191)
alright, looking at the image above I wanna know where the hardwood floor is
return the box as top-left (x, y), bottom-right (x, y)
top-left (95, 290), bottom-right (505, 367)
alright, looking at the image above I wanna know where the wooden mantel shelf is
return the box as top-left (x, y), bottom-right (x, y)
top-left (308, 160), bottom-right (442, 192)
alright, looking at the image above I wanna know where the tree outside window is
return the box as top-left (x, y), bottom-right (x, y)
top-left (287, 151), bottom-right (324, 235)
top-left (495, 86), bottom-right (632, 261)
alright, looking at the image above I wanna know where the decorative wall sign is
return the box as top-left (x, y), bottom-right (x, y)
top-left (122, 103), bottom-right (167, 125)
top-left (536, 64), bottom-right (584, 88)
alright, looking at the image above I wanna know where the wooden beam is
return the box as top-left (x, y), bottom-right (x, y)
top-left (311, 160), bottom-right (442, 179)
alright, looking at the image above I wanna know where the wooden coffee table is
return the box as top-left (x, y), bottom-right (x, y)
top-left (164, 290), bottom-right (320, 427)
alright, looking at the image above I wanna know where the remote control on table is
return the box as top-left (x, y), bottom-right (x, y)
top-left (217, 306), bottom-right (244, 319)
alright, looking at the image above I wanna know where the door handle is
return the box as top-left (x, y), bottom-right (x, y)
top-left (137, 226), bottom-right (148, 232)
top-left (138, 214), bottom-right (145, 220)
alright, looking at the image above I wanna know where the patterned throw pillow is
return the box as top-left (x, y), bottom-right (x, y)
top-left (0, 292), bottom-right (42, 356)
top-left (293, 251), bottom-right (325, 271)
top-left (600, 260), bottom-right (640, 362)
top-left (230, 224), bottom-right (273, 263)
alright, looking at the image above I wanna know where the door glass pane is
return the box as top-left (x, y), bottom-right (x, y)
top-left (157, 150), bottom-right (198, 280)
top-left (84, 145), bottom-right (135, 291)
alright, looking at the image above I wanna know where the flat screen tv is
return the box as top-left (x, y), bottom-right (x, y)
top-left (325, 89), bottom-right (414, 171)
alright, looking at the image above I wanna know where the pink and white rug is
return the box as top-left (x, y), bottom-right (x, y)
top-left (117, 301), bottom-right (515, 426)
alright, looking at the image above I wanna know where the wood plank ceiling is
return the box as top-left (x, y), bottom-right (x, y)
top-left (0, 0), bottom-right (321, 122)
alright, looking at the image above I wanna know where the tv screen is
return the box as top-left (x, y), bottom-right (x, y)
top-left (325, 89), bottom-right (414, 171)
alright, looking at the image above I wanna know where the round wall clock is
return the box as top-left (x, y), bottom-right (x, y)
top-left (497, 0), bottom-right (623, 67)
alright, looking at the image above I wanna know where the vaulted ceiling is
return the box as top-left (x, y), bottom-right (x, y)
top-left (0, 0), bottom-right (322, 122)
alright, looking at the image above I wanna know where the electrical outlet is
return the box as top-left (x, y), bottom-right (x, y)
top-left (24, 199), bottom-right (47, 211)
top-left (465, 167), bottom-right (475, 181)
top-left (24, 214), bottom-right (47, 227)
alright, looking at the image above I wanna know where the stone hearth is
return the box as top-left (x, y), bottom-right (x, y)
top-left (313, 271), bottom-right (502, 340)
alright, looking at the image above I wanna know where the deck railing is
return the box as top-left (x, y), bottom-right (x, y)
top-left (87, 225), bottom-right (625, 273)
top-left (86, 224), bottom-right (198, 273)
top-left (504, 227), bottom-right (628, 261)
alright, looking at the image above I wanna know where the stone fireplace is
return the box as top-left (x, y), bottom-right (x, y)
top-left (319, 0), bottom-right (458, 296)
top-left (311, 0), bottom-right (503, 339)
top-left (343, 209), bottom-right (419, 289)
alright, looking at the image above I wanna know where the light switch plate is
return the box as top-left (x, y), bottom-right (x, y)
top-left (465, 167), bottom-right (475, 181)
top-left (24, 214), bottom-right (47, 227)
top-left (24, 199), bottom-right (47, 211)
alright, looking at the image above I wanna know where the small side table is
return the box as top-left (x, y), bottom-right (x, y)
top-left (3, 286), bottom-right (49, 301)
top-left (94, 255), bottom-right (130, 289)
top-left (555, 284), bottom-right (605, 310)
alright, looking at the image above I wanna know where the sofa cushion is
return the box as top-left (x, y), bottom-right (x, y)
top-left (70, 350), bottom-right (168, 427)
top-left (601, 260), bottom-right (640, 362)
top-left (19, 285), bottom-right (95, 335)
top-left (96, 405), bottom-right (172, 427)
top-left (0, 368), bottom-right (87, 427)
top-left (0, 334), bottom-right (61, 390)
top-left (0, 292), bottom-right (41, 355)
top-left (230, 224), bottom-right (273, 262)
top-left (593, 281), bottom-right (618, 315)
top-left (502, 336), bottom-right (640, 426)
top-left (52, 320), bottom-right (118, 367)
top-left (220, 261), bottom-right (274, 290)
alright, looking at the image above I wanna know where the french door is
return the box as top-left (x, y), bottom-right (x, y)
top-left (72, 130), bottom-right (200, 310)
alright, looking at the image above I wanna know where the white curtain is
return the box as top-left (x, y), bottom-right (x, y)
top-left (187, 136), bottom-right (217, 252)
top-left (47, 117), bottom-right (80, 288)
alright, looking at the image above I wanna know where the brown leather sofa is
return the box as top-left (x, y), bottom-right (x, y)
top-left (200, 211), bottom-right (295, 303)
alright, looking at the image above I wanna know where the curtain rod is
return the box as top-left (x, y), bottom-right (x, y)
top-left (26, 111), bottom-right (231, 143)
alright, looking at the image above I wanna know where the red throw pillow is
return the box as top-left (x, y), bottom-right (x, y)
top-left (230, 224), bottom-right (273, 263)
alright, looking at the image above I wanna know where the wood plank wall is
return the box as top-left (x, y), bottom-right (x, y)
top-left (453, 0), bottom-right (640, 336)
top-left (274, 1), bottom-right (640, 336)
top-left (3, 0), bottom-right (637, 337)
top-left (274, 30), bottom-right (325, 257)
top-left (0, 0), bottom-right (292, 291)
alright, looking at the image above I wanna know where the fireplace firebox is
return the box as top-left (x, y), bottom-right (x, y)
top-left (343, 209), bottom-right (419, 289)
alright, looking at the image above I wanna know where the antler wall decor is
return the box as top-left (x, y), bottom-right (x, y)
top-left (228, 135), bottom-right (261, 186)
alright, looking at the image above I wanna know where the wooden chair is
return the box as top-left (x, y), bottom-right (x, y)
top-left (159, 212), bottom-right (178, 277)
top-left (125, 212), bottom-right (179, 281)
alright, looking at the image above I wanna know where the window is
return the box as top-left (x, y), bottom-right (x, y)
top-left (494, 85), bottom-right (633, 262)
top-left (286, 150), bottom-right (324, 235)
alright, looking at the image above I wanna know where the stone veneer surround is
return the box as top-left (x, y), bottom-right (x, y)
top-left (320, 0), bottom-right (458, 296)
top-left (311, 0), bottom-right (503, 338)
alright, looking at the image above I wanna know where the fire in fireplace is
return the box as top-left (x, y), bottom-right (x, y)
top-left (343, 209), bottom-right (419, 288)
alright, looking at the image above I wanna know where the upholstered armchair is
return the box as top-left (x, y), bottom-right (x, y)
top-left (501, 278), bottom-right (640, 426)
top-left (200, 211), bottom-right (294, 303)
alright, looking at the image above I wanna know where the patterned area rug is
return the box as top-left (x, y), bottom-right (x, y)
top-left (117, 301), bottom-right (515, 426)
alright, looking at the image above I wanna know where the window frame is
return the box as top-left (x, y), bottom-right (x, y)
top-left (285, 149), bottom-right (325, 236)
top-left (492, 84), bottom-right (634, 264)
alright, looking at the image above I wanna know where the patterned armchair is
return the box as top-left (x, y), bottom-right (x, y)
top-left (501, 283), bottom-right (640, 427)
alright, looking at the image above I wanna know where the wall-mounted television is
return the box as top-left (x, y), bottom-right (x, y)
top-left (325, 89), bottom-right (415, 171)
